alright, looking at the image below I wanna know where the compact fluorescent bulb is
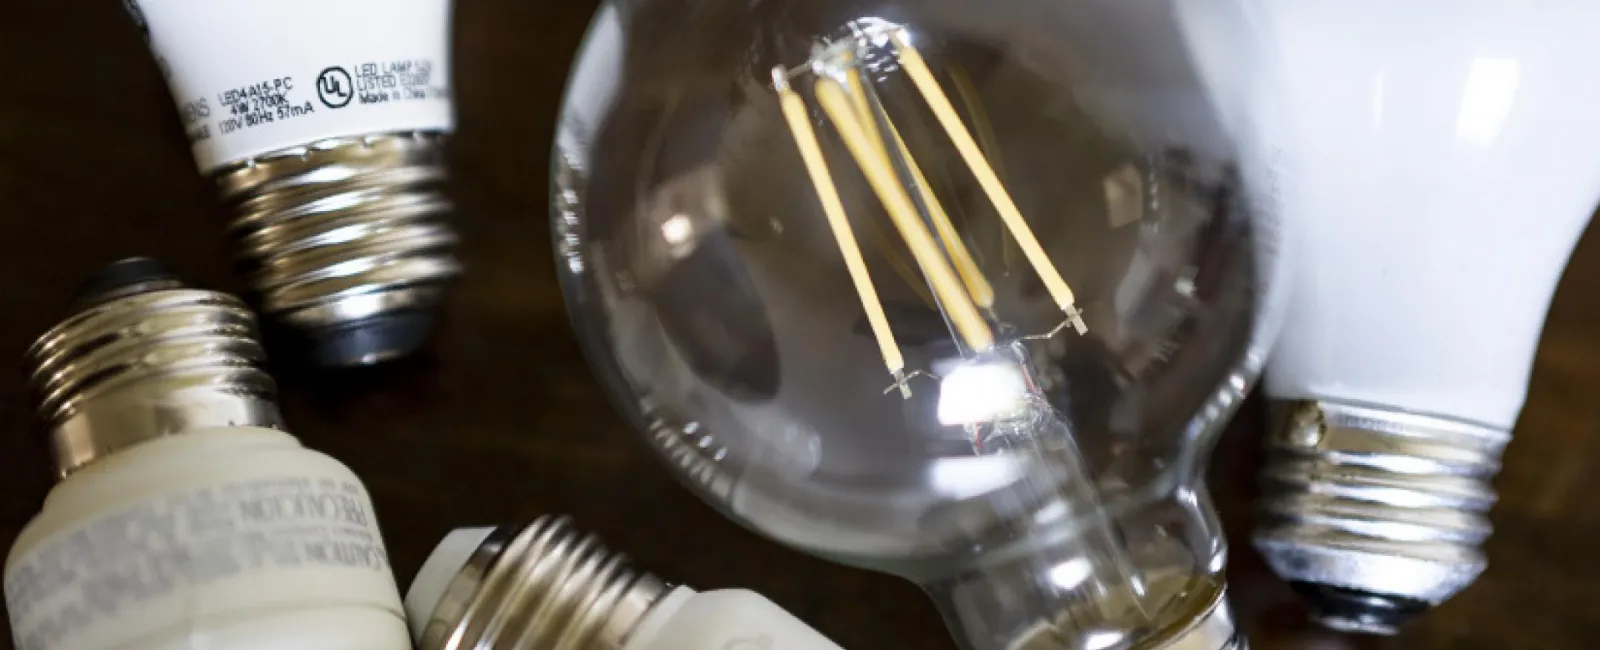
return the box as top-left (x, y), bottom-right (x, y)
top-left (5, 259), bottom-right (410, 650)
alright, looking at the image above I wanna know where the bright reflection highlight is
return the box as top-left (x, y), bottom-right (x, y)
top-left (927, 455), bottom-right (1026, 500)
top-left (1084, 630), bottom-right (1127, 650)
top-left (936, 361), bottom-right (1030, 426)
top-left (1047, 557), bottom-right (1095, 591)
top-left (1456, 58), bottom-right (1519, 147)
top-left (661, 213), bottom-right (694, 246)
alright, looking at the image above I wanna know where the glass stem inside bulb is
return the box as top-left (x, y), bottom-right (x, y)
top-left (920, 482), bottom-right (1221, 650)
top-left (914, 341), bottom-right (1162, 649)
top-left (855, 69), bottom-right (986, 359)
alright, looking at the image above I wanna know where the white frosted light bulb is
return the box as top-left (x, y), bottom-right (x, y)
top-left (1245, 1), bottom-right (1600, 634)
top-left (405, 518), bottom-right (845, 650)
top-left (4, 259), bottom-right (410, 650)
top-left (553, 2), bottom-right (1285, 649)
top-left (123, 0), bottom-right (461, 367)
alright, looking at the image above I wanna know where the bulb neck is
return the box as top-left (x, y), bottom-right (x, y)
top-left (920, 515), bottom-right (1238, 650)
top-left (1254, 399), bottom-right (1509, 634)
top-left (215, 130), bottom-right (461, 367)
top-left (926, 569), bottom-right (1238, 650)
top-left (25, 259), bottom-right (283, 477)
top-left (412, 517), bottom-right (668, 650)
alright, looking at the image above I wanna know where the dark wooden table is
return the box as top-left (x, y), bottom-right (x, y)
top-left (2, 2), bottom-right (1597, 648)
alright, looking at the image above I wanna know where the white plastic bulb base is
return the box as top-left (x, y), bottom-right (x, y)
top-left (406, 517), bottom-right (844, 650)
top-left (6, 260), bottom-right (409, 650)
top-left (126, 0), bottom-right (462, 366)
top-left (1245, 0), bottom-right (1600, 633)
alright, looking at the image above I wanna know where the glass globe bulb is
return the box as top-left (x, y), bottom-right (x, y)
top-left (551, 2), bottom-right (1284, 649)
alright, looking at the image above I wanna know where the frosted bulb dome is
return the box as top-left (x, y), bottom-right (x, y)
top-left (552, 1), bottom-right (1284, 648)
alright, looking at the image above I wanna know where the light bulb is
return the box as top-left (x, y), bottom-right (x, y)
top-left (1244, 1), bottom-right (1600, 634)
top-left (4, 259), bottom-right (410, 650)
top-left (404, 516), bottom-right (844, 650)
top-left (551, 2), bottom-right (1285, 649)
top-left (123, 0), bottom-right (461, 367)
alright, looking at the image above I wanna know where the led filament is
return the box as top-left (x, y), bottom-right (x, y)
top-left (773, 20), bottom-right (1088, 397)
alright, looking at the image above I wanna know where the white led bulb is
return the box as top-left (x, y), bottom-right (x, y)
top-left (125, 0), bottom-right (461, 366)
top-left (1243, 0), bottom-right (1600, 634)
top-left (4, 259), bottom-right (410, 650)
top-left (407, 518), bottom-right (845, 650)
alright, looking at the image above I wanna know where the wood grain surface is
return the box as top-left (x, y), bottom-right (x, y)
top-left (1, 2), bottom-right (1597, 648)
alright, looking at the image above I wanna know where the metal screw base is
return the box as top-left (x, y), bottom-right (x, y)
top-left (216, 130), bottom-right (461, 366)
top-left (26, 258), bottom-right (283, 476)
top-left (416, 517), bottom-right (667, 650)
top-left (1289, 582), bottom-right (1428, 636)
top-left (1255, 400), bottom-right (1509, 633)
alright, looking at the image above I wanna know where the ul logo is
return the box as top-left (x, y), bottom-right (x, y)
top-left (723, 635), bottom-right (773, 650)
top-left (317, 67), bottom-right (353, 108)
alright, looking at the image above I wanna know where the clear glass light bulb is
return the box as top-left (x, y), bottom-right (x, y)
top-left (551, 2), bottom-right (1285, 649)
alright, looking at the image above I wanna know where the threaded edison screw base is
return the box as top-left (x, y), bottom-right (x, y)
top-left (25, 259), bottom-right (284, 477)
top-left (416, 517), bottom-right (667, 650)
top-left (1255, 400), bottom-right (1509, 634)
top-left (216, 131), bottom-right (461, 366)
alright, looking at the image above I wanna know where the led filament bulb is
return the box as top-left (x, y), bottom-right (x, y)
top-left (125, 0), bottom-right (461, 366)
top-left (4, 259), bottom-right (410, 650)
top-left (553, 2), bottom-right (1283, 649)
top-left (405, 517), bottom-right (844, 650)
